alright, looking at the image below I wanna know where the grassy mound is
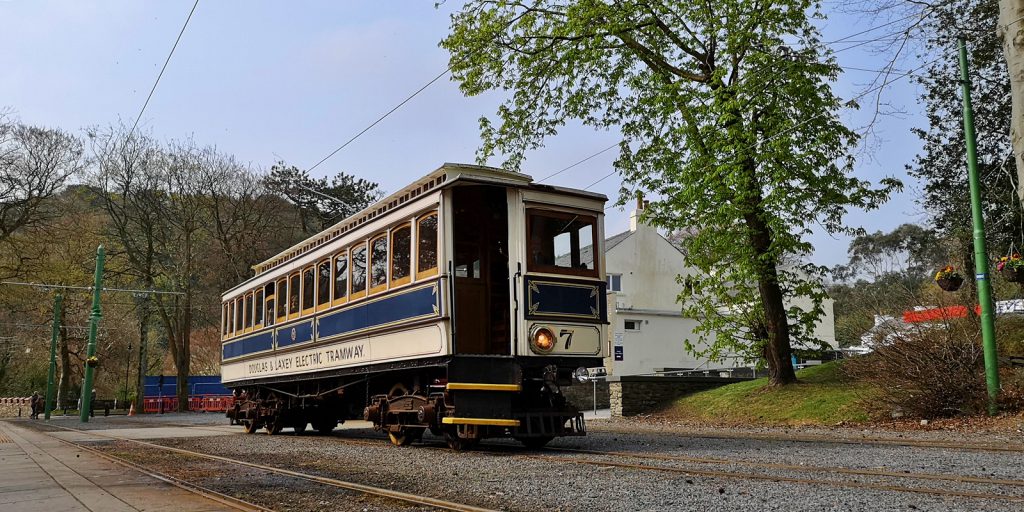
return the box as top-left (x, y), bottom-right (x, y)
top-left (666, 362), bottom-right (874, 425)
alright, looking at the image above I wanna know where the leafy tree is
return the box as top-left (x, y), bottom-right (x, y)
top-left (441, 0), bottom-right (899, 384)
top-left (264, 163), bottom-right (382, 236)
top-left (908, 0), bottom-right (1020, 295)
top-left (829, 223), bottom-right (947, 347)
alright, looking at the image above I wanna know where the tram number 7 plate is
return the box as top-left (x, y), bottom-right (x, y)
top-left (559, 329), bottom-right (574, 350)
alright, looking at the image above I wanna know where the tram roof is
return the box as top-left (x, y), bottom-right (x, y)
top-left (243, 163), bottom-right (607, 282)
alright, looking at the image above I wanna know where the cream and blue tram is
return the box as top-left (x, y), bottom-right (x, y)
top-left (220, 163), bottom-right (608, 449)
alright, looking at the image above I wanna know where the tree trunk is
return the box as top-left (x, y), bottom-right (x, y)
top-left (999, 0), bottom-right (1024, 203)
top-left (748, 222), bottom-right (798, 386)
top-left (740, 163), bottom-right (797, 386)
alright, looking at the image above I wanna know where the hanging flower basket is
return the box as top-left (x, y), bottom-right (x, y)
top-left (934, 266), bottom-right (963, 292)
top-left (997, 253), bottom-right (1024, 282)
top-left (85, 356), bottom-right (99, 368)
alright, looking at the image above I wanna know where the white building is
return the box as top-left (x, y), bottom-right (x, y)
top-left (604, 202), bottom-right (837, 376)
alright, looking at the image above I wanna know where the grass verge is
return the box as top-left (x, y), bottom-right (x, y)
top-left (665, 362), bottom-right (875, 425)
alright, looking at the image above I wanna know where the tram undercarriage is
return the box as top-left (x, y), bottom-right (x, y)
top-left (226, 356), bottom-right (588, 449)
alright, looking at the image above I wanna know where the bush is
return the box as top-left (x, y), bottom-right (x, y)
top-left (844, 322), bottom-right (987, 419)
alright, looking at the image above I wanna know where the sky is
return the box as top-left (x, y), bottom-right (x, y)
top-left (0, 1), bottom-right (941, 267)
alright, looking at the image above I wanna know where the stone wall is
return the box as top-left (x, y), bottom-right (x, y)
top-left (608, 376), bottom-right (749, 417)
top-left (562, 380), bottom-right (610, 411)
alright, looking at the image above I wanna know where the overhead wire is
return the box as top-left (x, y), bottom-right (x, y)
top-left (127, 0), bottom-right (201, 138)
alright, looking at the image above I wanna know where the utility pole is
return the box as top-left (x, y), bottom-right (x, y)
top-left (958, 37), bottom-right (1001, 415)
top-left (44, 294), bottom-right (62, 420)
top-left (80, 245), bottom-right (105, 422)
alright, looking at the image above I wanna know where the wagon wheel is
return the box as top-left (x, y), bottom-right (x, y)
top-left (444, 431), bottom-right (479, 451)
top-left (242, 420), bottom-right (259, 434)
top-left (292, 420), bottom-right (308, 435)
top-left (388, 427), bottom-right (425, 447)
top-left (265, 415), bottom-right (283, 435)
top-left (314, 420), bottom-right (337, 435)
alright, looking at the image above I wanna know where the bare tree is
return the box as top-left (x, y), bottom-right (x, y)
top-left (0, 116), bottom-right (82, 250)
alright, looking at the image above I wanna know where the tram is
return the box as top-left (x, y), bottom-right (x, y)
top-left (220, 163), bottom-right (608, 449)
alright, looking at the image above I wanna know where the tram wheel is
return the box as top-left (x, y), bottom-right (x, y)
top-left (242, 420), bottom-right (259, 434)
top-left (516, 436), bottom-right (553, 450)
top-left (444, 432), bottom-right (480, 451)
top-left (292, 421), bottom-right (307, 435)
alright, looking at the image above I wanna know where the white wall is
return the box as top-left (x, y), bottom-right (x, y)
top-left (604, 210), bottom-right (838, 376)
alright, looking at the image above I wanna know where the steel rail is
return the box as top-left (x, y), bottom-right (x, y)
top-left (43, 424), bottom-right (497, 512)
top-left (547, 446), bottom-right (1024, 489)
top-left (522, 453), bottom-right (1024, 503)
top-left (49, 433), bottom-right (272, 512)
top-left (588, 425), bottom-right (1024, 453)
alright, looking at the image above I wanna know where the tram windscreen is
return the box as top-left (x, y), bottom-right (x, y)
top-left (527, 211), bottom-right (597, 276)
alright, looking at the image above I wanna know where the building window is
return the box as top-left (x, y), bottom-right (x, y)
top-left (607, 273), bottom-right (622, 292)
top-left (624, 319), bottom-right (641, 332)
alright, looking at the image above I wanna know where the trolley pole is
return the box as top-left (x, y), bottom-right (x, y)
top-left (80, 245), bottom-right (106, 422)
top-left (958, 37), bottom-right (1000, 415)
top-left (44, 293), bottom-right (63, 420)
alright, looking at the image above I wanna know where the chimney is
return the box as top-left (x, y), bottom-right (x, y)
top-left (629, 192), bottom-right (645, 232)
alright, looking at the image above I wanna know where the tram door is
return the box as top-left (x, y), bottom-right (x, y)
top-left (451, 186), bottom-right (511, 355)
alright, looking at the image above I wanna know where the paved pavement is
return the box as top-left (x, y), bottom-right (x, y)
top-left (0, 420), bottom-right (238, 512)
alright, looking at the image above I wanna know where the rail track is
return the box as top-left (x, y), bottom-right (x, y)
top-left (311, 433), bottom-right (1024, 504)
top-left (38, 417), bottom-right (1024, 506)
top-left (68, 414), bottom-right (1024, 453)
top-left (43, 423), bottom-right (497, 512)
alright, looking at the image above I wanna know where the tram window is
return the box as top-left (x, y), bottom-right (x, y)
top-left (225, 303), bottom-right (233, 337)
top-left (351, 244), bottom-right (367, 298)
top-left (254, 289), bottom-right (264, 327)
top-left (417, 212), bottom-right (438, 279)
top-left (289, 273), bottom-right (300, 317)
top-left (222, 303), bottom-right (228, 336)
top-left (301, 267), bottom-right (315, 313)
top-left (234, 299), bottom-right (243, 331)
top-left (527, 210), bottom-right (598, 276)
top-left (264, 282), bottom-right (275, 327)
top-left (333, 253), bottom-right (348, 302)
top-left (317, 260), bottom-right (331, 307)
top-left (370, 234), bottom-right (388, 292)
top-left (391, 224), bottom-right (411, 285)
top-left (244, 293), bottom-right (253, 329)
top-left (276, 278), bottom-right (287, 320)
